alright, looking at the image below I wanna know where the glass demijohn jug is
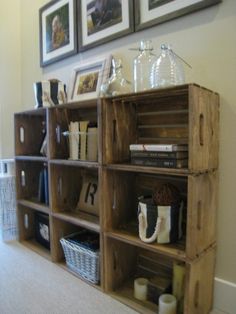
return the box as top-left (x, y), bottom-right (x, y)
top-left (100, 58), bottom-right (132, 97)
top-left (150, 44), bottom-right (185, 89)
top-left (133, 40), bottom-right (156, 92)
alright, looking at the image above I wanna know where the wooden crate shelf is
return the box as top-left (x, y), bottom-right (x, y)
top-left (15, 156), bottom-right (48, 162)
top-left (17, 199), bottom-right (50, 214)
top-left (15, 84), bottom-right (219, 314)
top-left (57, 98), bottom-right (98, 109)
top-left (50, 159), bottom-right (99, 169)
top-left (52, 212), bottom-right (100, 233)
top-left (105, 163), bottom-right (190, 176)
top-left (106, 231), bottom-right (186, 261)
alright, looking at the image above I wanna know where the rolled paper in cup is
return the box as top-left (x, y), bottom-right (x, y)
top-left (134, 278), bottom-right (149, 301)
top-left (159, 294), bottom-right (177, 314)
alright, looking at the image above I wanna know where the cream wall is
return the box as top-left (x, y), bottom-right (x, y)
top-left (0, 0), bottom-right (22, 158)
top-left (20, 0), bottom-right (46, 108)
top-left (18, 0), bottom-right (236, 291)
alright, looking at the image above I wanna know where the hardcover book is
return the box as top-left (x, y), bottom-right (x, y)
top-left (44, 167), bottom-right (49, 205)
top-left (79, 121), bottom-right (89, 160)
top-left (38, 170), bottom-right (45, 203)
top-left (129, 144), bottom-right (188, 152)
top-left (130, 151), bottom-right (188, 159)
top-left (69, 121), bottom-right (79, 160)
top-left (87, 126), bottom-right (98, 162)
top-left (131, 158), bottom-right (188, 168)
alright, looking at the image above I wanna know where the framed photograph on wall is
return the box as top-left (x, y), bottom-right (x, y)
top-left (68, 55), bottom-right (112, 101)
top-left (78, 0), bottom-right (134, 51)
top-left (39, 0), bottom-right (77, 67)
top-left (134, 0), bottom-right (222, 31)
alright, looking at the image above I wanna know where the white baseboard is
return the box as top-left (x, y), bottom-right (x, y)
top-left (213, 277), bottom-right (236, 314)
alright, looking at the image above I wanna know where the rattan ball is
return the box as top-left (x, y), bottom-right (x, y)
top-left (153, 183), bottom-right (181, 206)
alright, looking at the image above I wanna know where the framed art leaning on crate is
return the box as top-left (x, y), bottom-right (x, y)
top-left (68, 55), bottom-right (112, 101)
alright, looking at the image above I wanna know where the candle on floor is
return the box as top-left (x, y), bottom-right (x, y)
top-left (134, 278), bottom-right (149, 301)
top-left (159, 294), bottom-right (177, 314)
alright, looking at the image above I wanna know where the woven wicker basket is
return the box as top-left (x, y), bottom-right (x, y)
top-left (60, 232), bottom-right (100, 284)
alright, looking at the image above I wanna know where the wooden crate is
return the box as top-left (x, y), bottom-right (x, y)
top-left (50, 216), bottom-right (102, 289)
top-left (101, 168), bottom-right (217, 260)
top-left (15, 160), bottom-right (48, 205)
top-left (102, 84), bottom-right (219, 173)
top-left (17, 205), bottom-right (51, 260)
top-left (48, 103), bottom-right (98, 160)
top-left (104, 236), bottom-right (216, 314)
top-left (50, 163), bottom-right (100, 232)
top-left (15, 108), bottom-right (47, 157)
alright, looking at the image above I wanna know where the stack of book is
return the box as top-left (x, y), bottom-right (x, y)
top-left (129, 144), bottom-right (188, 168)
top-left (68, 121), bottom-right (98, 161)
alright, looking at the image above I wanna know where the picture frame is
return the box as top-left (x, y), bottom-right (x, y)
top-left (134, 0), bottom-right (222, 31)
top-left (39, 0), bottom-right (77, 67)
top-left (78, 0), bottom-right (134, 51)
top-left (68, 55), bottom-right (112, 101)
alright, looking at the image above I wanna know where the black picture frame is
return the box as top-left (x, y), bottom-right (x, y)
top-left (39, 0), bottom-right (77, 67)
top-left (78, 0), bottom-right (134, 52)
top-left (134, 0), bottom-right (222, 32)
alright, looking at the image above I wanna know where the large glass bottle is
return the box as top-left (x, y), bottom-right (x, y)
top-left (150, 44), bottom-right (185, 89)
top-left (133, 40), bottom-right (156, 92)
top-left (100, 58), bottom-right (132, 97)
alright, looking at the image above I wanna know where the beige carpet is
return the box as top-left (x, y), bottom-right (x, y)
top-left (0, 240), bottom-right (224, 314)
top-left (0, 240), bottom-right (138, 314)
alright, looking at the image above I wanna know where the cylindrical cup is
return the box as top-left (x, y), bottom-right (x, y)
top-left (159, 294), bottom-right (177, 314)
top-left (134, 277), bottom-right (149, 301)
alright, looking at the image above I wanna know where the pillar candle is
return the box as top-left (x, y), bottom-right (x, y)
top-left (173, 261), bottom-right (185, 313)
top-left (159, 294), bottom-right (177, 314)
top-left (134, 278), bottom-right (149, 301)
